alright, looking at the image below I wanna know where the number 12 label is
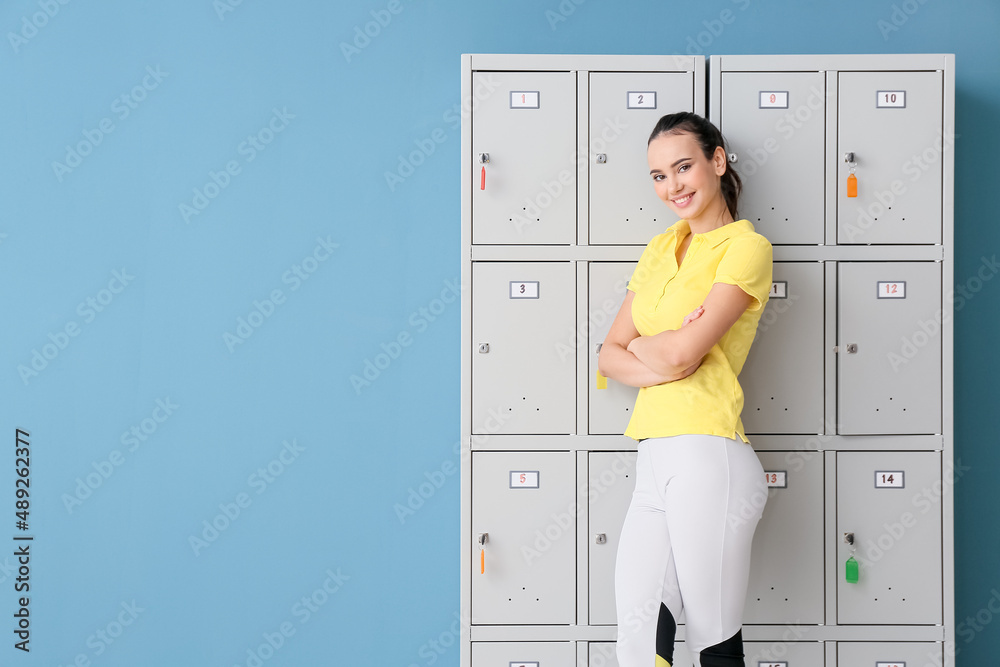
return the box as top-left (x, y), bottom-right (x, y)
top-left (877, 281), bottom-right (906, 299)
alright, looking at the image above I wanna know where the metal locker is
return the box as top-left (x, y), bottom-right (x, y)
top-left (837, 642), bottom-right (942, 666)
top-left (741, 262), bottom-right (825, 434)
top-left (588, 451), bottom-right (637, 624)
top-left (588, 262), bottom-right (640, 435)
top-left (744, 641), bottom-right (826, 667)
top-left (589, 72), bottom-right (694, 245)
top-left (837, 71), bottom-right (943, 244)
top-left (472, 641), bottom-right (576, 666)
top-left (837, 262), bottom-right (941, 435)
top-left (472, 452), bottom-right (576, 624)
top-left (472, 71), bottom-right (577, 245)
top-left (837, 452), bottom-right (942, 625)
top-left (588, 641), bottom-right (694, 667)
top-left (720, 72), bottom-right (826, 245)
top-left (472, 262), bottom-right (576, 435)
top-left (744, 451), bottom-right (825, 625)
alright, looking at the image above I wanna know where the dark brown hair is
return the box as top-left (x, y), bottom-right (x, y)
top-left (648, 112), bottom-right (742, 220)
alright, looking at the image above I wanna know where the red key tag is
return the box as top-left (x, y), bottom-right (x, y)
top-left (480, 166), bottom-right (486, 191)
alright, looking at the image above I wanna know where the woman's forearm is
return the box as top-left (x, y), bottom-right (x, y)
top-left (599, 341), bottom-right (691, 388)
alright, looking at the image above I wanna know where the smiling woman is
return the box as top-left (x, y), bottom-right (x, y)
top-left (598, 112), bottom-right (773, 667)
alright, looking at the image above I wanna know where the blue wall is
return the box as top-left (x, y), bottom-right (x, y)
top-left (1, 0), bottom-right (996, 665)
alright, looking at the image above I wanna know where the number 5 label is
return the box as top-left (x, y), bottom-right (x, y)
top-left (510, 471), bottom-right (539, 489)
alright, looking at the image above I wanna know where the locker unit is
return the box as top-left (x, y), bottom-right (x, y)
top-left (719, 71), bottom-right (826, 245)
top-left (837, 71), bottom-right (943, 245)
top-left (837, 642), bottom-right (942, 666)
top-left (463, 54), bottom-right (954, 667)
top-left (744, 451), bottom-right (825, 624)
top-left (472, 71), bottom-right (577, 245)
top-left (588, 262), bottom-right (639, 435)
top-left (587, 452), bottom-right (637, 625)
top-left (472, 641), bottom-right (576, 665)
top-left (472, 261), bottom-right (576, 435)
top-left (741, 262), bottom-right (825, 434)
top-left (836, 451), bottom-right (943, 625)
top-left (837, 261), bottom-right (942, 435)
top-left (588, 72), bottom-right (695, 245)
top-left (471, 451), bottom-right (576, 625)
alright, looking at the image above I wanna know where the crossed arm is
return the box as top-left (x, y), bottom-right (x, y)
top-left (597, 282), bottom-right (755, 388)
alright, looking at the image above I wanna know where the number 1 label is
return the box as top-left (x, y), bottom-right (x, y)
top-left (510, 91), bottom-right (540, 109)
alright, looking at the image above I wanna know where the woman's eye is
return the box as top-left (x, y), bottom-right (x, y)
top-left (653, 174), bottom-right (664, 182)
top-left (678, 164), bottom-right (690, 173)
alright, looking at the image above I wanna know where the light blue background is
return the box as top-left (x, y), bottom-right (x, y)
top-left (1, 0), bottom-right (997, 665)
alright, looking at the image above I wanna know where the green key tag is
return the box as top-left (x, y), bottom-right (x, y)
top-left (845, 555), bottom-right (859, 584)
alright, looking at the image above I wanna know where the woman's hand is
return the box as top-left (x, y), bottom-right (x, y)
top-left (626, 304), bottom-right (706, 381)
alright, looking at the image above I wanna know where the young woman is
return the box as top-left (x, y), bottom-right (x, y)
top-left (597, 112), bottom-right (773, 667)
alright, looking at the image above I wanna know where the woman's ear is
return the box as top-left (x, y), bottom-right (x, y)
top-left (713, 145), bottom-right (728, 176)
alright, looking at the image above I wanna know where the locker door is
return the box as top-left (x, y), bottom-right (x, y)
top-left (588, 642), bottom-right (694, 667)
top-left (472, 641), bottom-right (576, 666)
top-left (741, 262), bottom-right (825, 434)
top-left (720, 72), bottom-right (826, 245)
top-left (588, 452), bottom-right (637, 624)
top-left (744, 641), bottom-right (826, 667)
top-left (744, 451), bottom-right (824, 625)
top-left (837, 262), bottom-right (941, 435)
top-left (837, 452), bottom-right (942, 625)
top-left (588, 262), bottom-right (639, 435)
top-left (837, 642), bottom-right (942, 666)
top-left (472, 262), bottom-right (576, 435)
top-left (589, 72), bottom-right (694, 245)
top-left (472, 452), bottom-right (576, 624)
top-left (837, 71), bottom-right (943, 244)
top-left (472, 71), bottom-right (577, 245)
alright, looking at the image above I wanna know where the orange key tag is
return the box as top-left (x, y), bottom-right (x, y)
top-left (480, 548), bottom-right (485, 574)
top-left (480, 166), bottom-right (486, 191)
top-left (847, 173), bottom-right (858, 198)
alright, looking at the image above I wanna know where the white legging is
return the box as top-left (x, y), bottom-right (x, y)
top-left (615, 434), bottom-right (767, 667)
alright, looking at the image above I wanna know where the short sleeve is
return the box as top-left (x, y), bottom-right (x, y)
top-left (714, 235), bottom-right (773, 311)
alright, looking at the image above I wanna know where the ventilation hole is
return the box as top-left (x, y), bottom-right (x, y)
top-left (626, 218), bottom-right (629, 222)
top-left (771, 207), bottom-right (775, 210)
top-left (639, 207), bottom-right (643, 211)
top-left (536, 598), bottom-right (540, 601)
top-left (509, 218), bottom-right (513, 222)
top-left (785, 218), bottom-right (789, 221)
top-left (771, 586), bottom-right (775, 590)
top-left (888, 206), bottom-right (892, 210)
top-left (523, 207), bottom-right (527, 210)
top-left (536, 218), bottom-right (539, 222)
top-left (522, 587), bottom-right (526, 590)
top-left (757, 217), bottom-right (761, 221)
top-left (889, 397), bottom-right (893, 400)
top-left (757, 597), bottom-right (761, 601)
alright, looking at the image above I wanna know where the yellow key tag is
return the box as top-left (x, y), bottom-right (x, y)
top-left (596, 369), bottom-right (607, 390)
top-left (847, 173), bottom-right (858, 198)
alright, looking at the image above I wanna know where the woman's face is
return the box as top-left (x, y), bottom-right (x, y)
top-left (647, 131), bottom-right (727, 222)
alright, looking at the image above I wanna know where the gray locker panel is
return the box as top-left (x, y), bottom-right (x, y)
top-left (472, 641), bottom-right (576, 666)
top-left (588, 263), bottom-right (639, 435)
top-left (472, 452), bottom-right (576, 625)
top-left (589, 72), bottom-right (693, 245)
top-left (837, 641), bottom-right (942, 666)
top-left (720, 72), bottom-right (826, 245)
top-left (588, 641), bottom-right (694, 667)
top-left (837, 262), bottom-right (941, 435)
top-left (837, 452), bottom-right (942, 625)
top-left (472, 71), bottom-right (577, 245)
top-left (472, 262), bottom-right (576, 435)
top-left (744, 451), bottom-right (825, 625)
top-left (741, 263), bottom-right (825, 434)
top-left (745, 641), bottom-right (826, 667)
top-left (837, 71), bottom-right (943, 244)
top-left (588, 452), bottom-right (637, 624)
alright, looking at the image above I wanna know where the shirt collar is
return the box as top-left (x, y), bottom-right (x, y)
top-left (666, 218), bottom-right (755, 249)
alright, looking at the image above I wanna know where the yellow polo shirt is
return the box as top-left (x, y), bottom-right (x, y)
top-left (623, 218), bottom-right (773, 444)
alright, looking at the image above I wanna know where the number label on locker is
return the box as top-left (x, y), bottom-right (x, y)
top-left (769, 281), bottom-right (788, 299)
top-left (510, 663), bottom-right (540, 667)
top-left (510, 471), bottom-right (539, 489)
top-left (876, 90), bottom-right (906, 108)
top-left (758, 91), bottom-right (789, 108)
top-left (765, 471), bottom-right (787, 488)
top-left (627, 91), bottom-right (656, 108)
top-left (510, 91), bottom-right (540, 109)
top-left (874, 470), bottom-right (905, 488)
top-left (759, 662), bottom-right (788, 667)
top-left (876, 281), bottom-right (906, 298)
top-left (876, 663), bottom-right (906, 667)
top-left (510, 281), bottom-right (540, 298)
